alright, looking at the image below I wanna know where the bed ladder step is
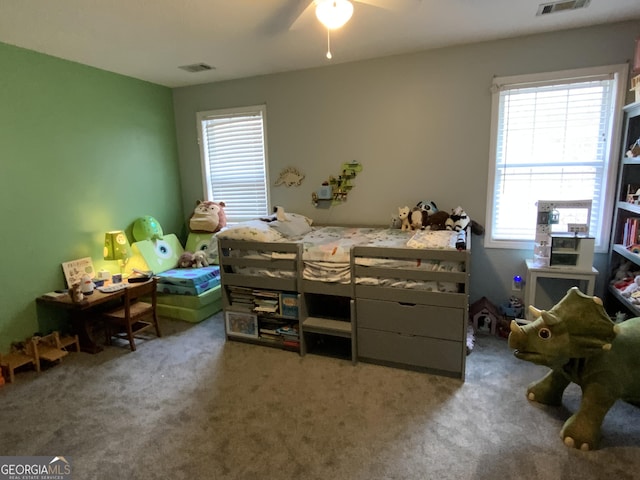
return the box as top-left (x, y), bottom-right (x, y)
top-left (301, 316), bottom-right (352, 338)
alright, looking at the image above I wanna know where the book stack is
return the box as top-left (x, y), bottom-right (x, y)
top-left (276, 324), bottom-right (300, 349)
top-left (253, 290), bottom-right (279, 314)
top-left (228, 286), bottom-right (254, 312)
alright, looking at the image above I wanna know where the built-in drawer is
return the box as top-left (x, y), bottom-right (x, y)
top-left (357, 327), bottom-right (463, 373)
top-left (356, 298), bottom-right (463, 341)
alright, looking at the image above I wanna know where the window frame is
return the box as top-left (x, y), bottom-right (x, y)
top-left (196, 104), bottom-right (271, 224)
top-left (484, 64), bottom-right (629, 252)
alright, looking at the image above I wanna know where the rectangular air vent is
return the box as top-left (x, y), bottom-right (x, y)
top-left (178, 63), bottom-right (214, 73)
top-left (536, 0), bottom-right (590, 16)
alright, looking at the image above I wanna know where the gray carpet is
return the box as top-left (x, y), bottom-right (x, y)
top-left (2, 313), bottom-right (640, 480)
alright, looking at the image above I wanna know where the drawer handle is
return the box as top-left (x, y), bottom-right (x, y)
top-left (399, 302), bottom-right (417, 307)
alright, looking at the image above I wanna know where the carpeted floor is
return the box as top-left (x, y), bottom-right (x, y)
top-left (1, 312), bottom-right (640, 479)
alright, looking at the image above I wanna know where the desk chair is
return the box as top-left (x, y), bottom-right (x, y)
top-left (103, 278), bottom-right (161, 351)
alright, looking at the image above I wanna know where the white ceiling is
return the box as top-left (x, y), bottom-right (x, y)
top-left (1, 0), bottom-right (639, 88)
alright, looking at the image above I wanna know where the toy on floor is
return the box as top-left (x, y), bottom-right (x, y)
top-left (508, 287), bottom-right (640, 450)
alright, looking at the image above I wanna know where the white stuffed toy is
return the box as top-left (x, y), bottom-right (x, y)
top-left (445, 206), bottom-right (470, 232)
top-left (399, 206), bottom-right (411, 231)
top-left (621, 275), bottom-right (640, 302)
top-left (193, 250), bottom-right (209, 268)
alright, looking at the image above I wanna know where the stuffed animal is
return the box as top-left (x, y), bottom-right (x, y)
top-left (425, 211), bottom-right (450, 230)
top-left (416, 200), bottom-right (438, 216)
top-left (445, 206), bottom-right (470, 232)
top-left (189, 200), bottom-right (227, 233)
top-left (409, 208), bottom-right (423, 230)
top-left (610, 260), bottom-right (633, 285)
top-left (398, 206), bottom-right (411, 231)
top-left (620, 275), bottom-right (640, 302)
top-left (193, 250), bottom-right (209, 268)
top-left (508, 287), bottom-right (640, 450)
top-left (178, 252), bottom-right (196, 268)
top-left (68, 283), bottom-right (84, 303)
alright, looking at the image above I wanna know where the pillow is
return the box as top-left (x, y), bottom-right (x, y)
top-left (216, 220), bottom-right (285, 242)
top-left (268, 213), bottom-right (313, 237)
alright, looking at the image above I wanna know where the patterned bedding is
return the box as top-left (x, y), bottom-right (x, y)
top-left (218, 224), bottom-right (465, 287)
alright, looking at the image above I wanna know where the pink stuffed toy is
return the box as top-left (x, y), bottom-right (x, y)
top-left (189, 200), bottom-right (227, 233)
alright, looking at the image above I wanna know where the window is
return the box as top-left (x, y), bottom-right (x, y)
top-left (197, 105), bottom-right (270, 224)
top-left (485, 64), bottom-right (628, 251)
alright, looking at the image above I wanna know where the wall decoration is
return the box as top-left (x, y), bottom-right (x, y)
top-left (274, 167), bottom-right (305, 187)
top-left (312, 161), bottom-right (362, 206)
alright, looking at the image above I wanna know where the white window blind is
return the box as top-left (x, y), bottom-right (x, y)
top-left (486, 65), bottom-right (627, 250)
top-left (198, 105), bottom-right (269, 224)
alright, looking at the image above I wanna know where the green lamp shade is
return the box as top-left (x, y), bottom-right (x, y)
top-left (104, 231), bottom-right (131, 261)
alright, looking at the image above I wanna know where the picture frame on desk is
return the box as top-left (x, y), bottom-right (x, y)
top-left (225, 311), bottom-right (259, 339)
top-left (61, 257), bottom-right (95, 288)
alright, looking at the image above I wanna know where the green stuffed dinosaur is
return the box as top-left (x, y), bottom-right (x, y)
top-left (508, 287), bottom-right (640, 450)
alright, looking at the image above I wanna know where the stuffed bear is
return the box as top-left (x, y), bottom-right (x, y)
top-left (189, 200), bottom-right (227, 233)
top-left (193, 250), bottom-right (209, 268)
top-left (178, 252), bottom-right (196, 268)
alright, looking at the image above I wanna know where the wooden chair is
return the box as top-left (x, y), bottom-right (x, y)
top-left (103, 278), bottom-right (161, 351)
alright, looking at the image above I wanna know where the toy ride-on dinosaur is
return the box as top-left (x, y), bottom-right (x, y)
top-left (508, 287), bottom-right (640, 450)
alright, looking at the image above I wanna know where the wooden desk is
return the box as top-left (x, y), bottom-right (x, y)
top-left (36, 281), bottom-right (152, 353)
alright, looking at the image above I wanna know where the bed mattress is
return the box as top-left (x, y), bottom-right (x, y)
top-left (221, 226), bottom-right (463, 283)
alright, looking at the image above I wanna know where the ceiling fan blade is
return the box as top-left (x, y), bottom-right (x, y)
top-left (263, 0), bottom-right (315, 35)
top-left (355, 0), bottom-right (420, 11)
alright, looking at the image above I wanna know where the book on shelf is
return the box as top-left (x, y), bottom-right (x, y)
top-left (623, 217), bottom-right (640, 247)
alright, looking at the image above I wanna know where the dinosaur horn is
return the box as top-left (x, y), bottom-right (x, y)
top-left (528, 305), bottom-right (542, 318)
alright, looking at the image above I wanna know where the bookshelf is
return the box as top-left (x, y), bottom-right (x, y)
top-left (224, 285), bottom-right (301, 350)
top-left (608, 101), bottom-right (640, 316)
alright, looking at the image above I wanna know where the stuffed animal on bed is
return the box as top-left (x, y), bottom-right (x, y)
top-left (445, 206), bottom-right (470, 232)
top-left (415, 200), bottom-right (449, 230)
top-left (398, 206), bottom-right (411, 231)
top-left (189, 200), bottom-right (227, 233)
top-left (508, 287), bottom-right (640, 450)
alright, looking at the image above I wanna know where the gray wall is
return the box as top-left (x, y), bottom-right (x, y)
top-left (172, 20), bottom-right (640, 308)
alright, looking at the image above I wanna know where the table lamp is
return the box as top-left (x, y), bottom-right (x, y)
top-left (104, 230), bottom-right (131, 275)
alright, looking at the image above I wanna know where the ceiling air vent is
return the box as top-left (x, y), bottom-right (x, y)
top-left (178, 63), bottom-right (214, 73)
top-left (536, 0), bottom-right (590, 16)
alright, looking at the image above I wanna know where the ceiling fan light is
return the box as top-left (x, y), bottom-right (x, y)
top-left (315, 0), bottom-right (354, 30)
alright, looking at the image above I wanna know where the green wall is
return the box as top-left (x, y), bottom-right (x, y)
top-left (0, 42), bottom-right (183, 353)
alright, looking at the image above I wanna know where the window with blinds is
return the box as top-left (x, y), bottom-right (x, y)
top-left (485, 65), bottom-right (627, 250)
top-left (197, 105), bottom-right (270, 224)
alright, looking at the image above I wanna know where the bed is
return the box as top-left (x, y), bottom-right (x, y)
top-left (216, 215), bottom-right (470, 379)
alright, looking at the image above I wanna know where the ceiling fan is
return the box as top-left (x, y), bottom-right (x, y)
top-left (267, 1), bottom-right (419, 58)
